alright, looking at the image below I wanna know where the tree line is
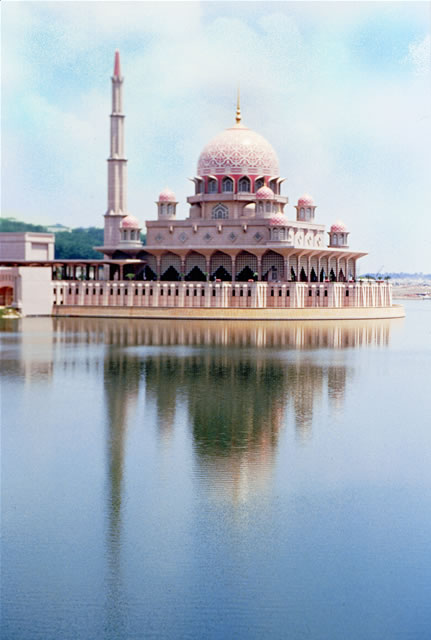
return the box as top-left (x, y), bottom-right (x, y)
top-left (0, 218), bottom-right (146, 259)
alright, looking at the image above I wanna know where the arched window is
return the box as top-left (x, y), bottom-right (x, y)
top-left (332, 234), bottom-right (338, 245)
top-left (168, 204), bottom-right (174, 215)
top-left (255, 178), bottom-right (264, 191)
top-left (222, 177), bottom-right (233, 193)
top-left (211, 203), bottom-right (229, 219)
top-left (300, 207), bottom-right (304, 220)
top-left (208, 179), bottom-right (218, 194)
top-left (265, 202), bottom-right (271, 212)
top-left (238, 177), bottom-right (250, 192)
top-left (269, 179), bottom-right (277, 193)
top-left (306, 207), bottom-right (311, 220)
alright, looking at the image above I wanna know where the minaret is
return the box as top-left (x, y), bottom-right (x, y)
top-left (104, 50), bottom-right (129, 249)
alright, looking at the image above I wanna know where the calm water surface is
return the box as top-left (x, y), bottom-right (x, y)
top-left (2, 301), bottom-right (430, 639)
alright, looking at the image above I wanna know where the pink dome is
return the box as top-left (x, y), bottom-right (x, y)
top-left (330, 220), bottom-right (348, 233)
top-left (298, 194), bottom-right (314, 207)
top-left (197, 124), bottom-right (279, 177)
top-left (256, 186), bottom-right (275, 200)
top-left (120, 215), bottom-right (140, 229)
top-left (158, 188), bottom-right (176, 202)
top-left (269, 215), bottom-right (286, 226)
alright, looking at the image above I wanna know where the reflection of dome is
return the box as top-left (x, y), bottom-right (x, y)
top-left (269, 215), bottom-right (286, 225)
top-left (120, 215), bottom-right (140, 229)
top-left (158, 188), bottom-right (176, 202)
top-left (298, 194), bottom-right (314, 206)
top-left (330, 220), bottom-right (347, 232)
top-left (197, 124), bottom-right (279, 176)
top-left (256, 186), bottom-right (275, 200)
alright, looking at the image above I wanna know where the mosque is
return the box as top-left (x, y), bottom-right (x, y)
top-left (0, 51), bottom-right (403, 319)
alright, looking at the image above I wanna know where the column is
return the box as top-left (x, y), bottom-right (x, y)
top-left (284, 255), bottom-right (290, 282)
top-left (257, 256), bottom-right (262, 281)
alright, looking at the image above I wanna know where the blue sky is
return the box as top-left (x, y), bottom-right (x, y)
top-left (2, 1), bottom-right (430, 271)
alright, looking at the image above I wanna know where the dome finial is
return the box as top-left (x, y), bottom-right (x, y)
top-left (235, 84), bottom-right (241, 125)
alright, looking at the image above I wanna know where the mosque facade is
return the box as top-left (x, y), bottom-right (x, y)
top-left (96, 51), bottom-right (365, 287)
top-left (1, 51), bottom-right (403, 318)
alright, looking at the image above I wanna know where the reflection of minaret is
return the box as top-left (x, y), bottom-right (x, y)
top-left (103, 350), bottom-right (141, 636)
top-left (327, 366), bottom-right (348, 412)
top-left (103, 50), bottom-right (129, 252)
top-left (144, 356), bottom-right (179, 444)
top-left (288, 362), bottom-right (324, 441)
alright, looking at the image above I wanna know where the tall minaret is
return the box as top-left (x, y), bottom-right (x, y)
top-left (104, 50), bottom-right (129, 249)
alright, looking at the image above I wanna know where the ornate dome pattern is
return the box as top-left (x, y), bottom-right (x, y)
top-left (121, 215), bottom-right (140, 229)
top-left (256, 186), bottom-right (275, 200)
top-left (197, 125), bottom-right (279, 176)
top-left (158, 188), bottom-right (176, 202)
top-left (269, 215), bottom-right (286, 226)
top-left (298, 194), bottom-right (314, 207)
top-left (330, 220), bottom-right (347, 233)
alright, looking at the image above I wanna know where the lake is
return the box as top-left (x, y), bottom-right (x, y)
top-left (1, 300), bottom-right (430, 639)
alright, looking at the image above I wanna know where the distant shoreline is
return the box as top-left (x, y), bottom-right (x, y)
top-left (392, 283), bottom-right (431, 299)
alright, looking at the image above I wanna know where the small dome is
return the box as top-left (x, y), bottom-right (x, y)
top-left (298, 194), bottom-right (314, 207)
top-left (158, 188), bottom-right (176, 202)
top-left (269, 215), bottom-right (286, 226)
top-left (121, 215), bottom-right (140, 229)
top-left (330, 220), bottom-right (347, 233)
top-left (256, 186), bottom-right (275, 200)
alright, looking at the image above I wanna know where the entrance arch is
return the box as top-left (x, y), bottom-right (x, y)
top-left (210, 252), bottom-right (232, 281)
top-left (185, 252), bottom-right (206, 281)
top-left (262, 251), bottom-right (284, 281)
top-left (236, 251), bottom-right (258, 281)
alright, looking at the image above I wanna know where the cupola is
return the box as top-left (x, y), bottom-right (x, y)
top-left (119, 215), bottom-right (142, 245)
top-left (329, 221), bottom-right (349, 247)
top-left (295, 194), bottom-right (316, 222)
top-left (157, 188), bottom-right (177, 219)
top-left (255, 186), bottom-right (283, 219)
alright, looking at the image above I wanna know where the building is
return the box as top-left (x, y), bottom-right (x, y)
top-left (1, 51), bottom-right (403, 319)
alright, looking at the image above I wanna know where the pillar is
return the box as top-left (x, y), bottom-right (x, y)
top-left (257, 256), bottom-right (262, 281)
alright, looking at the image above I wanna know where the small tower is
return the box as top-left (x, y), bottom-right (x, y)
top-left (119, 215), bottom-right (142, 247)
top-left (328, 221), bottom-right (349, 247)
top-left (157, 188), bottom-right (177, 220)
top-left (255, 186), bottom-right (279, 218)
top-left (295, 194), bottom-right (316, 222)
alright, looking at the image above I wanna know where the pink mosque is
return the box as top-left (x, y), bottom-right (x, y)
top-left (0, 51), bottom-right (404, 319)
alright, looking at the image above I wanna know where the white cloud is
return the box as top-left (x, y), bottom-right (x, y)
top-left (406, 34), bottom-right (431, 77)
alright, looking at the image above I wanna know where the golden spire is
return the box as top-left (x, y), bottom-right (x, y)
top-left (235, 84), bottom-right (242, 124)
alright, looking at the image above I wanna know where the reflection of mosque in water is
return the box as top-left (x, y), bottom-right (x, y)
top-left (2, 316), bottom-right (396, 504)
top-left (47, 316), bottom-right (394, 502)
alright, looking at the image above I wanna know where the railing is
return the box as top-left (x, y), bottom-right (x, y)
top-left (52, 281), bottom-right (392, 309)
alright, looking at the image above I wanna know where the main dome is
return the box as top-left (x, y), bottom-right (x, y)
top-left (197, 124), bottom-right (279, 177)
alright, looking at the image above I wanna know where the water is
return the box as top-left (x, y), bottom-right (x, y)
top-left (1, 301), bottom-right (430, 640)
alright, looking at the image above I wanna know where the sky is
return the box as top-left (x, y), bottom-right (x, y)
top-left (2, 0), bottom-right (430, 272)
